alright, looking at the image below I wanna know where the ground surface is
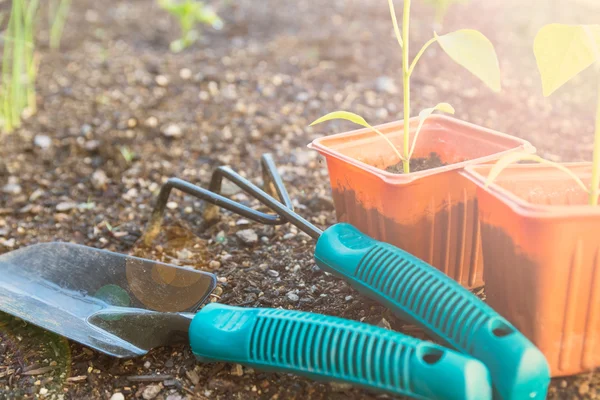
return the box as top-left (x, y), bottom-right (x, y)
top-left (0, 0), bottom-right (599, 398)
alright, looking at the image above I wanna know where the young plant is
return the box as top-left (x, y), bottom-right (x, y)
top-left (48, 0), bottom-right (71, 50)
top-left (310, 0), bottom-right (500, 174)
top-left (0, 0), bottom-right (39, 134)
top-left (486, 24), bottom-right (600, 205)
top-left (157, 0), bottom-right (222, 53)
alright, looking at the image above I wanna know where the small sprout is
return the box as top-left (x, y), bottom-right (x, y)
top-left (311, 0), bottom-right (500, 174)
top-left (78, 198), bottom-right (96, 210)
top-left (157, 0), bottom-right (222, 52)
top-left (104, 221), bottom-right (113, 232)
top-left (487, 24), bottom-right (600, 206)
top-left (119, 146), bottom-right (136, 164)
top-left (49, 0), bottom-right (71, 50)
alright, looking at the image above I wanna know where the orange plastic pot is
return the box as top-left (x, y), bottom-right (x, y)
top-left (308, 115), bottom-right (534, 288)
top-left (462, 163), bottom-right (599, 376)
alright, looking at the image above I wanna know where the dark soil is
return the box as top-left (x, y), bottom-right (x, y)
top-left (1, 0), bottom-right (599, 399)
top-left (385, 152), bottom-right (446, 174)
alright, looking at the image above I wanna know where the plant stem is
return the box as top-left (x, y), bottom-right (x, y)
top-left (402, 0), bottom-right (411, 173)
top-left (408, 37), bottom-right (436, 77)
top-left (590, 76), bottom-right (600, 205)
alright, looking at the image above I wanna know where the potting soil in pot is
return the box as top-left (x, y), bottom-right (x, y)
top-left (385, 152), bottom-right (447, 173)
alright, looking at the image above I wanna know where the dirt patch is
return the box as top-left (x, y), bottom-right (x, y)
top-left (385, 152), bottom-right (447, 174)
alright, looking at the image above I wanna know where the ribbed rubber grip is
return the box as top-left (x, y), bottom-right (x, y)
top-left (189, 303), bottom-right (491, 400)
top-left (314, 223), bottom-right (550, 400)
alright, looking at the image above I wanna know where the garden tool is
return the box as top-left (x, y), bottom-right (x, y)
top-left (142, 153), bottom-right (551, 400)
top-left (0, 242), bottom-right (491, 400)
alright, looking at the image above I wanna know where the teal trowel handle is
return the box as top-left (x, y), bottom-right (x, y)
top-left (189, 303), bottom-right (491, 400)
top-left (314, 223), bottom-right (550, 400)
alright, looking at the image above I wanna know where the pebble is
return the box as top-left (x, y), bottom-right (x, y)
top-left (145, 116), bottom-right (159, 128)
top-left (377, 318), bottom-right (392, 330)
top-left (2, 179), bottom-right (22, 195)
top-left (231, 364), bottom-right (244, 376)
top-left (144, 361), bottom-right (151, 369)
top-left (155, 75), bottom-right (169, 86)
top-left (267, 269), bottom-right (279, 277)
top-left (209, 260), bottom-right (221, 269)
top-left (166, 395), bottom-right (183, 400)
top-left (110, 394), bottom-right (125, 400)
top-left (34, 135), bottom-right (52, 149)
top-left (236, 229), bottom-right (258, 245)
top-left (330, 382), bottom-right (354, 392)
top-left (84, 140), bottom-right (100, 152)
top-left (39, 388), bottom-right (48, 395)
top-left (162, 124), bottom-right (183, 138)
top-left (56, 202), bottom-right (77, 212)
top-left (186, 369), bottom-right (200, 385)
top-left (282, 233), bottom-right (295, 240)
top-left (142, 384), bottom-right (162, 400)
top-left (345, 295), bottom-right (353, 301)
top-left (91, 170), bottom-right (108, 190)
top-left (179, 68), bottom-right (192, 80)
top-left (375, 76), bottom-right (398, 94)
top-left (287, 292), bottom-right (299, 302)
top-left (579, 382), bottom-right (590, 396)
top-left (29, 188), bottom-right (45, 201)
top-left (166, 201), bottom-right (178, 210)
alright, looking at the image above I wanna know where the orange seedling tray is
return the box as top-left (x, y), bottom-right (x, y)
top-left (309, 115), bottom-right (534, 288)
top-left (463, 163), bottom-right (600, 376)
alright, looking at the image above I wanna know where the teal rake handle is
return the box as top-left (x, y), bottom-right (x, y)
top-left (189, 303), bottom-right (491, 400)
top-left (314, 223), bottom-right (550, 400)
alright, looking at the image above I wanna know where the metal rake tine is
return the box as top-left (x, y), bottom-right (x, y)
top-left (142, 155), bottom-right (293, 246)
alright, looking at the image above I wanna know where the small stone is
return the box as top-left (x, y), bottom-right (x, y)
top-left (559, 380), bottom-right (568, 388)
top-left (186, 369), bottom-right (200, 385)
top-left (2, 180), bottom-right (22, 195)
top-left (39, 388), bottom-right (48, 395)
top-left (91, 170), bottom-right (108, 190)
top-left (29, 188), bottom-right (44, 201)
top-left (345, 295), bottom-right (353, 301)
top-left (267, 270), bottom-right (279, 277)
top-left (330, 382), bottom-right (354, 392)
top-left (231, 364), bottom-right (243, 376)
top-left (56, 202), bottom-right (77, 212)
top-left (208, 378), bottom-right (235, 392)
top-left (377, 318), bottom-right (392, 330)
top-left (282, 233), bottom-right (295, 240)
top-left (162, 124), bottom-right (183, 138)
top-left (144, 361), bottom-right (151, 369)
top-left (145, 116), bottom-right (159, 128)
top-left (209, 260), bottom-right (221, 269)
top-left (110, 394), bottom-right (125, 400)
top-left (164, 359), bottom-right (174, 368)
top-left (286, 292), bottom-right (299, 302)
top-left (166, 395), bottom-right (183, 400)
top-left (236, 229), bottom-right (258, 245)
top-left (127, 118), bottom-right (138, 128)
top-left (375, 76), bottom-right (398, 94)
top-left (34, 135), bottom-right (52, 149)
top-left (142, 384), bottom-right (162, 400)
top-left (155, 75), bottom-right (169, 86)
top-left (166, 201), bottom-right (178, 210)
top-left (179, 68), bottom-right (192, 80)
top-left (80, 123), bottom-right (92, 135)
top-left (579, 382), bottom-right (590, 396)
top-left (84, 140), bottom-right (100, 152)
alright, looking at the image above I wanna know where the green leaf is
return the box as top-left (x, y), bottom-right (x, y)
top-left (534, 24), bottom-right (600, 97)
top-left (310, 111), bottom-right (405, 162)
top-left (387, 0), bottom-right (403, 48)
top-left (485, 152), bottom-right (590, 193)
top-left (435, 29), bottom-right (501, 92)
top-left (408, 103), bottom-right (454, 158)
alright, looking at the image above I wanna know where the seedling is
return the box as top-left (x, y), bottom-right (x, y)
top-left (310, 0), bottom-right (500, 174)
top-left (157, 0), bottom-right (222, 53)
top-left (1, 0), bottom-right (39, 134)
top-left (487, 24), bottom-right (600, 205)
top-left (48, 0), bottom-right (71, 50)
top-left (120, 146), bottom-right (136, 164)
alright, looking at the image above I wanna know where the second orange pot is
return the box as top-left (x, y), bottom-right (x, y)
top-left (463, 163), bottom-right (600, 376)
top-left (309, 115), bottom-right (534, 288)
